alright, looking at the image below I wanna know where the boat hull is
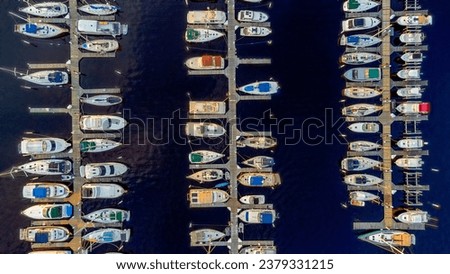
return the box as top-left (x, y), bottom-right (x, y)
top-left (83, 208), bottom-right (130, 224)
top-left (19, 3), bottom-right (69, 18)
top-left (81, 183), bottom-right (126, 199)
top-left (18, 159), bottom-right (72, 175)
top-left (238, 173), bottom-right (281, 187)
top-left (22, 183), bottom-right (70, 199)
top-left (15, 23), bottom-right (67, 38)
top-left (78, 4), bottom-right (119, 16)
top-left (83, 228), bottom-right (130, 243)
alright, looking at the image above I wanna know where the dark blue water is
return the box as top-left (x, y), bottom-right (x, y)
top-left (0, 0), bottom-right (448, 254)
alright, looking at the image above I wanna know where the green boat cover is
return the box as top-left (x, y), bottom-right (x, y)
top-left (348, 0), bottom-right (360, 9)
top-left (186, 29), bottom-right (199, 40)
top-left (368, 68), bottom-right (380, 79)
top-left (80, 141), bottom-right (96, 152)
top-left (190, 153), bottom-right (203, 163)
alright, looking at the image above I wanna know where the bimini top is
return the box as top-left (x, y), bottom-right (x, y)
top-left (25, 24), bottom-right (38, 34)
top-left (249, 176), bottom-right (264, 186)
top-left (244, 82), bottom-right (271, 93)
top-left (260, 212), bottom-right (274, 224)
top-left (35, 233), bottom-right (49, 243)
top-left (32, 187), bottom-right (48, 198)
top-left (419, 102), bottom-right (430, 113)
top-left (48, 72), bottom-right (65, 83)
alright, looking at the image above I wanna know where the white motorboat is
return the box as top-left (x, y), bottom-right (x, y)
top-left (185, 122), bottom-right (226, 138)
top-left (237, 10), bottom-right (269, 23)
top-left (15, 23), bottom-right (68, 38)
top-left (187, 10), bottom-right (227, 24)
top-left (342, 103), bottom-right (382, 117)
top-left (397, 138), bottom-right (424, 149)
top-left (78, 4), bottom-right (119, 15)
top-left (22, 182), bottom-right (70, 199)
top-left (240, 246), bottom-right (277, 254)
top-left (80, 39), bottom-right (119, 53)
top-left (83, 228), bottom-right (130, 243)
top-left (77, 20), bottom-right (128, 37)
top-left (358, 230), bottom-right (416, 247)
top-left (240, 195), bottom-right (265, 205)
top-left (187, 169), bottom-right (224, 183)
top-left (340, 34), bottom-right (381, 47)
top-left (240, 26), bottom-right (272, 37)
top-left (17, 159), bottom-right (72, 175)
top-left (396, 86), bottom-right (423, 98)
top-left (348, 122), bottom-right (380, 133)
top-left (185, 55), bottom-right (224, 70)
top-left (238, 81), bottom-right (279, 95)
top-left (81, 183), bottom-right (126, 199)
top-left (29, 250), bottom-right (72, 254)
top-left (341, 157), bottom-right (381, 171)
top-left (83, 208), bottom-right (130, 224)
top-left (80, 162), bottom-right (128, 179)
top-left (18, 137), bottom-right (70, 155)
top-left (397, 68), bottom-right (421, 80)
top-left (80, 115), bottom-right (127, 131)
top-left (396, 210), bottom-right (428, 224)
top-left (343, 67), bottom-right (381, 82)
top-left (237, 137), bottom-right (277, 149)
top-left (22, 203), bottom-right (73, 220)
top-left (20, 70), bottom-right (69, 86)
top-left (189, 150), bottom-right (224, 164)
top-left (343, 0), bottom-right (380, 12)
top-left (396, 102), bottom-right (430, 115)
top-left (342, 17), bottom-right (380, 32)
top-left (242, 156), bottom-right (275, 169)
top-left (400, 32), bottom-right (425, 45)
top-left (238, 173), bottom-right (281, 187)
top-left (80, 139), bottom-right (122, 153)
top-left (340, 52), bottom-right (381, 65)
top-left (190, 229), bottom-right (225, 244)
top-left (238, 209), bottom-right (277, 224)
top-left (344, 174), bottom-right (383, 186)
top-left (188, 188), bottom-right (229, 205)
top-left (400, 52), bottom-right (423, 63)
top-left (348, 140), bottom-right (381, 151)
top-left (395, 157), bottom-right (424, 169)
top-left (349, 191), bottom-right (379, 202)
top-left (189, 101), bottom-right (226, 115)
top-left (20, 226), bottom-right (70, 243)
top-left (185, 28), bottom-right (224, 43)
top-left (397, 15), bottom-right (432, 26)
top-left (19, 2), bottom-right (68, 17)
top-left (343, 87), bottom-right (382, 99)
top-left (80, 95), bottom-right (122, 106)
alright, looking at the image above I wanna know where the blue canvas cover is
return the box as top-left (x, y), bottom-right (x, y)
top-left (354, 18), bottom-right (365, 27)
top-left (347, 35), bottom-right (359, 44)
top-left (35, 232), bottom-right (49, 243)
top-left (243, 85), bottom-right (255, 92)
top-left (25, 24), bottom-right (38, 34)
top-left (65, 204), bottom-right (73, 217)
top-left (32, 187), bottom-right (48, 198)
top-left (258, 82), bottom-right (271, 92)
top-left (48, 72), bottom-right (64, 83)
top-left (249, 176), bottom-right (264, 186)
top-left (260, 212), bottom-right (273, 224)
top-left (103, 231), bottom-right (114, 242)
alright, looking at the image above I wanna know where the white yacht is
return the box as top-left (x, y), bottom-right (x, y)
top-left (344, 174), bottom-right (382, 186)
top-left (400, 32), bottom-right (425, 45)
top-left (401, 52), bottom-right (423, 63)
top-left (185, 55), bottom-right (224, 70)
top-left (22, 203), bottom-right (73, 220)
top-left (358, 230), bottom-right (416, 247)
top-left (340, 34), bottom-right (381, 47)
top-left (396, 102), bottom-right (430, 115)
top-left (189, 150), bottom-right (224, 164)
top-left (349, 191), bottom-right (379, 202)
top-left (17, 159), bottom-right (72, 175)
top-left (342, 103), bottom-right (382, 117)
top-left (78, 4), bottom-right (119, 15)
top-left (83, 208), bottom-right (130, 224)
top-left (80, 39), bottom-right (119, 53)
top-left (238, 173), bottom-right (281, 187)
top-left (80, 139), bottom-right (122, 153)
top-left (29, 250), bottom-right (72, 254)
top-left (80, 115), bottom-right (127, 131)
top-left (341, 157), bottom-right (381, 171)
top-left (240, 195), bottom-right (265, 205)
top-left (15, 23), bottom-right (67, 38)
top-left (237, 137), bottom-right (277, 149)
top-left (348, 122), bottom-right (380, 133)
top-left (240, 26), bottom-right (272, 37)
top-left (395, 157), bottom-right (424, 169)
top-left (242, 156), bottom-right (275, 169)
top-left (188, 188), bottom-right (230, 205)
top-left (397, 138), bottom-right (424, 149)
top-left (348, 140), bottom-right (381, 151)
top-left (19, 2), bottom-right (68, 17)
top-left (77, 20), bottom-right (128, 37)
top-left (20, 226), bottom-right (70, 243)
top-left (22, 182), bottom-right (70, 199)
top-left (185, 122), bottom-right (226, 138)
top-left (340, 52), bottom-right (381, 65)
top-left (343, 0), bottom-right (380, 12)
top-left (187, 10), bottom-right (227, 24)
top-left (342, 17), bottom-right (380, 32)
top-left (189, 101), bottom-right (226, 115)
top-left (19, 137), bottom-right (70, 155)
top-left (185, 28), bottom-right (224, 43)
top-left (343, 87), bottom-right (382, 99)
top-left (81, 183), bottom-right (126, 199)
top-left (80, 162), bottom-right (128, 179)
top-left (80, 95), bottom-right (122, 106)
top-left (240, 246), bottom-right (277, 254)
top-left (238, 209), bottom-right (277, 224)
top-left (396, 210), bottom-right (428, 224)
top-left (397, 15), bottom-right (432, 26)
top-left (187, 169), bottom-right (224, 183)
top-left (397, 86), bottom-right (423, 98)
top-left (343, 67), bottom-right (381, 82)
top-left (237, 10), bottom-right (269, 23)
top-left (83, 228), bottom-right (130, 243)
top-left (238, 81), bottom-right (279, 95)
top-left (397, 68), bottom-right (421, 80)
top-left (20, 70), bottom-right (69, 86)
top-left (190, 229), bottom-right (225, 244)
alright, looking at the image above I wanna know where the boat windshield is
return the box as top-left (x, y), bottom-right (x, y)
top-left (44, 206), bottom-right (62, 218)
top-left (353, 18), bottom-right (366, 27)
top-left (49, 140), bottom-right (57, 151)
top-left (99, 166), bottom-right (107, 176)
